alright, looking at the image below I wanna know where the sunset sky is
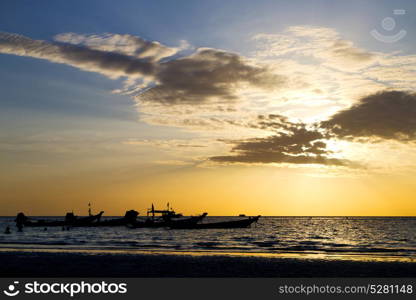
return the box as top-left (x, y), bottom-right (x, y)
top-left (1, 0), bottom-right (416, 216)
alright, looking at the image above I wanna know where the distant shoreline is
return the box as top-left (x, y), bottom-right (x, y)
top-left (1, 249), bottom-right (415, 277)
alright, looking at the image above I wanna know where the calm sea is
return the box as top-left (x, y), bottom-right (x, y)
top-left (0, 216), bottom-right (415, 261)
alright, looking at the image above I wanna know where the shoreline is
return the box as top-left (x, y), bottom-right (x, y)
top-left (1, 248), bottom-right (415, 277)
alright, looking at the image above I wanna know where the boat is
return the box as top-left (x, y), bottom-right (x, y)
top-left (169, 215), bottom-right (261, 229)
top-left (129, 203), bottom-right (182, 228)
top-left (147, 203), bottom-right (183, 220)
top-left (15, 213), bottom-right (65, 227)
top-left (128, 203), bottom-right (207, 228)
top-left (15, 210), bottom-right (104, 228)
top-left (129, 212), bottom-right (208, 228)
top-left (65, 211), bottom-right (104, 227)
top-left (89, 210), bottom-right (139, 227)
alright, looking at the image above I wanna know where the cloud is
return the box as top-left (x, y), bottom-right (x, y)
top-left (248, 113), bottom-right (303, 132)
top-left (0, 32), bottom-right (155, 79)
top-left (0, 32), bottom-right (286, 106)
top-left (54, 32), bottom-right (185, 61)
top-left (124, 139), bottom-right (206, 148)
top-left (211, 90), bottom-right (416, 167)
top-left (153, 160), bottom-right (192, 166)
top-left (2, 29), bottom-right (415, 170)
top-left (210, 115), bottom-right (352, 166)
top-left (136, 48), bottom-right (286, 105)
top-left (330, 39), bottom-right (374, 63)
top-left (322, 91), bottom-right (416, 142)
top-left (253, 26), bottom-right (376, 70)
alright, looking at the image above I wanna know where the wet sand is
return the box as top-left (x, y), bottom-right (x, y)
top-left (1, 250), bottom-right (415, 277)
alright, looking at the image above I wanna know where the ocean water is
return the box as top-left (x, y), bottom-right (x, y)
top-left (0, 216), bottom-right (415, 261)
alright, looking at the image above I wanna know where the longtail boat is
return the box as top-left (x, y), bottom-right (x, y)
top-left (169, 215), bottom-right (260, 229)
top-left (128, 213), bottom-right (208, 228)
top-left (15, 211), bottom-right (104, 228)
top-left (147, 203), bottom-right (183, 220)
top-left (15, 213), bottom-right (65, 227)
top-left (90, 210), bottom-right (139, 227)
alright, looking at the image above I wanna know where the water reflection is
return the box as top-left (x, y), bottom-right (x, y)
top-left (0, 217), bottom-right (415, 262)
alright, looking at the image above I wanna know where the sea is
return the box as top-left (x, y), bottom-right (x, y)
top-left (0, 216), bottom-right (415, 262)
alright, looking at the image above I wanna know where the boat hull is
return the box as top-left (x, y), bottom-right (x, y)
top-left (170, 216), bottom-right (260, 229)
top-left (17, 212), bottom-right (104, 227)
top-left (129, 213), bottom-right (207, 229)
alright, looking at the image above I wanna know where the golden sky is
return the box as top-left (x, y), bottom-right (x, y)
top-left (1, 2), bottom-right (416, 216)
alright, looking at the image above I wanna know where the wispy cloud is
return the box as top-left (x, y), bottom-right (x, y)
top-left (0, 31), bottom-right (286, 107)
top-left (253, 26), bottom-right (377, 71)
top-left (0, 32), bottom-right (155, 79)
top-left (54, 32), bottom-right (186, 62)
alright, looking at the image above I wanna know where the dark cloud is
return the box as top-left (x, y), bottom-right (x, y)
top-left (210, 115), bottom-right (351, 166)
top-left (249, 114), bottom-right (305, 132)
top-left (210, 91), bottom-right (416, 167)
top-left (137, 48), bottom-right (285, 104)
top-left (0, 32), bottom-right (156, 78)
top-left (322, 91), bottom-right (416, 142)
top-left (0, 32), bottom-right (286, 106)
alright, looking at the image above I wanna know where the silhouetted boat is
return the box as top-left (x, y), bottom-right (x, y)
top-left (15, 213), bottom-right (64, 227)
top-left (15, 211), bottom-right (104, 228)
top-left (147, 203), bottom-right (183, 220)
top-left (169, 215), bottom-right (261, 229)
top-left (127, 203), bottom-right (188, 228)
top-left (129, 212), bottom-right (208, 228)
top-left (66, 211), bottom-right (104, 226)
top-left (90, 210), bottom-right (139, 227)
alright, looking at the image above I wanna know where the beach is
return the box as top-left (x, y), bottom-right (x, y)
top-left (1, 249), bottom-right (415, 277)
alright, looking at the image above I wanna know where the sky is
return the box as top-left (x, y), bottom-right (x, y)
top-left (1, 0), bottom-right (416, 216)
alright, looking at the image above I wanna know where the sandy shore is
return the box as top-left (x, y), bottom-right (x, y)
top-left (1, 250), bottom-right (415, 277)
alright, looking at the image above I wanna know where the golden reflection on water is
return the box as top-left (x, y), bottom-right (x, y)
top-left (0, 247), bottom-right (414, 263)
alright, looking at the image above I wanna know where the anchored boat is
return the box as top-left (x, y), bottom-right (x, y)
top-left (169, 215), bottom-right (261, 229)
top-left (128, 203), bottom-right (207, 228)
top-left (13, 202), bottom-right (260, 230)
top-left (15, 211), bottom-right (104, 228)
top-left (89, 210), bottom-right (139, 227)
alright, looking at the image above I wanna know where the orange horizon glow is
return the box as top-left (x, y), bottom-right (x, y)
top-left (2, 164), bottom-right (415, 217)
